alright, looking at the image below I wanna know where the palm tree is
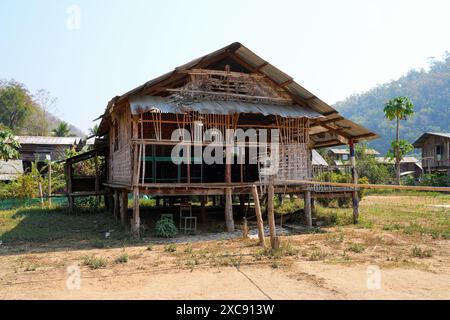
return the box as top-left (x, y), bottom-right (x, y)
top-left (52, 122), bottom-right (71, 137)
top-left (384, 97), bottom-right (414, 185)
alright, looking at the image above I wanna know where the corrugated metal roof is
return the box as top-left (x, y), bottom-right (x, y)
top-left (16, 136), bottom-right (82, 145)
top-left (413, 132), bottom-right (450, 147)
top-left (312, 150), bottom-right (328, 166)
top-left (329, 148), bottom-right (380, 155)
top-left (0, 160), bottom-right (23, 181)
top-left (130, 96), bottom-right (323, 118)
top-left (376, 157), bottom-right (420, 164)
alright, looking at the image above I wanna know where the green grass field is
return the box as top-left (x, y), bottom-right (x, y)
top-left (0, 192), bottom-right (449, 247)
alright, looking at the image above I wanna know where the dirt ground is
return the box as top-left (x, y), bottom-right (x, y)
top-left (1, 230), bottom-right (449, 300)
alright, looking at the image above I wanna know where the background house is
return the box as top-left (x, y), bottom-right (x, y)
top-left (327, 147), bottom-right (380, 166)
top-left (376, 156), bottom-right (423, 179)
top-left (413, 132), bottom-right (450, 176)
top-left (16, 136), bottom-right (93, 172)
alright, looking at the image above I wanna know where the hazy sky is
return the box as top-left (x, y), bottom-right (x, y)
top-left (1, 0), bottom-right (449, 133)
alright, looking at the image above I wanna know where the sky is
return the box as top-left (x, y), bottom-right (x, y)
top-left (1, 0), bottom-right (449, 133)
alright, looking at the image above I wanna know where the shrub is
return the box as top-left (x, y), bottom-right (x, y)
top-left (164, 243), bottom-right (177, 253)
top-left (116, 252), bottom-right (129, 264)
top-left (83, 255), bottom-right (107, 269)
top-left (155, 216), bottom-right (178, 238)
top-left (347, 243), bottom-right (365, 253)
top-left (419, 173), bottom-right (449, 187)
top-left (411, 246), bottom-right (433, 258)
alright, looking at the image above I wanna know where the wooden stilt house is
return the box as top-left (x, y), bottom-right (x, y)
top-left (81, 42), bottom-right (377, 234)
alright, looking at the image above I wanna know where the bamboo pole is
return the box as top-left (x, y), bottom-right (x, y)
top-left (251, 185), bottom-right (265, 247)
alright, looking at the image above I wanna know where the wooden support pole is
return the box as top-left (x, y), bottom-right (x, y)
top-left (267, 178), bottom-right (278, 249)
top-left (349, 140), bottom-right (360, 224)
top-left (131, 187), bottom-right (140, 237)
top-left (225, 188), bottom-right (234, 232)
top-left (201, 195), bottom-right (207, 223)
top-left (239, 195), bottom-right (246, 216)
top-left (114, 190), bottom-right (120, 221)
top-left (66, 163), bottom-right (74, 212)
top-left (94, 152), bottom-right (100, 205)
top-left (224, 127), bottom-right (234, 232)
top-left (251, 185), bottom-right (265, 247)
top-left (48, 161), bottom-right (52, 207)
top-left (304, 190), bottom-right (312, 227)
top-left (119, 191), bottom-right (128, 225)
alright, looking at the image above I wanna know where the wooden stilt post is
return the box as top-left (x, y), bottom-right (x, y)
top-left (132, 116), bottom-right (141, 237)
top-left (251, 185), bottom-right (265, 247)
top-left (132, 187), bottom-right (140, 237)
top-left (239, 195), bottom-right (246, 216)
top-left (304, 190), bottom-right (312, 227)
top-left (66, 163), bottom-right (74, 212)
top-left (114, 190), bottom-right (120, 221)
top-left (349, 140), bottom-right (360, 224)
top-left (224, 127), bottom-right (234, 232)
top-left (267, 177), bottom-right (279, 249)
top-left (156, 196), bottom-right (160, 207)
top-left (94, 151), bottom-right (100, 206)
top-left (48, 160), bottom-right (52, 207)
top-left (120, 191), bottom-right (127, 225)
top-left (201, 195), bottom-right (207, 223)
top-left (225, 188), bottom-right (234, 232)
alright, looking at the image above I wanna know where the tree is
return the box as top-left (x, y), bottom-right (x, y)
top-left (0, 128), bottom-right (21, 161)
top-left (89, 123), bottom-right (99, 136)
top-left (52, 122), bottom-right (71, 137)
top-left (356, 143), bottom-right (390, 184)
top-left (383, 96), bottom-right (415, 185)
top-left (0, 80), bottom-right (35, 132)
top-left (31, 89), bottom-right (58, 136)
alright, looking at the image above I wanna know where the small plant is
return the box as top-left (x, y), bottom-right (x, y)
top-left (24, 264), bottom-right (37, 272)
top-left (347, 243), bottom-right (365, 253)
top-left (116, 252), bottom-right (129, 264)
top-left (308, 249), bottom-right (328, 261)
top-left (271, 262), bottom-right (279, 269)
top-left (411, 247), bottom-right (433, 258)
top-left (83, 255), bottom-right (107, 269)
top-left (155, 217), bottom-right (178, 238)
top-left (184, 245), bottom-right (193, 254)
top-left (164, 243), bottom-right (177, 253)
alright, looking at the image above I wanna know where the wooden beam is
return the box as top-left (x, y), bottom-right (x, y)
top-left (251, 185), bottom-right (266, 247)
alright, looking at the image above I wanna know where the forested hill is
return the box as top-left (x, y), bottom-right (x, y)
top-left (334, 53), bottom-right (450, 154)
